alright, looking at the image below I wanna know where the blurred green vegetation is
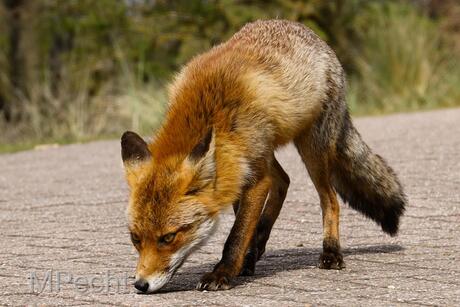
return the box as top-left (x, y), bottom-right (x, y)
top-left (0, 0), bottom-right (459, 151)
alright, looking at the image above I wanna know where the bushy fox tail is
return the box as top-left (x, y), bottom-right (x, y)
top-left (332, 112), bottom-right (406, 236)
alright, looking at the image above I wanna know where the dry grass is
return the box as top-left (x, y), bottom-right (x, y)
top-left (0, 47), bottom-right (167, 152)
top-left (347, 3), bottom-right (460, 114)
top-left (1, 2), bottom-right (460, 153)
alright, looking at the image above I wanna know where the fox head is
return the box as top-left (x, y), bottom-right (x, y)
top-left (121, 130), bottom-right (218, 293)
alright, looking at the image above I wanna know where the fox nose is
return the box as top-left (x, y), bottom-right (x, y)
top-left (134, 278), bottom-right (149, 293)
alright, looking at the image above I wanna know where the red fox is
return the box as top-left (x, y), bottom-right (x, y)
top-left (121, 19), bottom-right (406, 293)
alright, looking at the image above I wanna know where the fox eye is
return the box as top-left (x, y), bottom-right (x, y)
top-left (159, 232), bottom-right (176, 245)
top-left (130, 232), bottom-right (141, 245)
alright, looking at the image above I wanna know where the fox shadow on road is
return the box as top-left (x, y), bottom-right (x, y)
top-left (157, 244), bottom-right (403, 294)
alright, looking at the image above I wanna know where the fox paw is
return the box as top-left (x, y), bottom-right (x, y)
top-left (319, 251), bottom-right (345, 270)
top-left (196, 271), bottom-right (233, 291)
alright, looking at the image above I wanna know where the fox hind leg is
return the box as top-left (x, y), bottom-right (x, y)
top-left (294, 134), bottom-right (344, 270)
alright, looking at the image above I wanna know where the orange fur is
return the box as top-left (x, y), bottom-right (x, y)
top-left (123, 20), bottom-right (332, 292)
top-left (122, 20), bottom-right (405, 293)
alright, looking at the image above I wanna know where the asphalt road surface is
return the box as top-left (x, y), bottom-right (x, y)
top-left (1, 108), bottom-right (459, 306)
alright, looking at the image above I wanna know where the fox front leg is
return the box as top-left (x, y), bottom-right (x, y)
top-left (238, 158), bottom-right (290, 276)
top-left (231, 199), bottom-right (258, 277)
top-left (196, 174), bottom-right (271, 291)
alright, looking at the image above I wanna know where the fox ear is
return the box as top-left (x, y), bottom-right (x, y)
top-left (121, 131), bottom-right (151, 186)
top-left (121, 131), bottom-right (151, 163)
top-left (185, 129), bottom-right (216, 191)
